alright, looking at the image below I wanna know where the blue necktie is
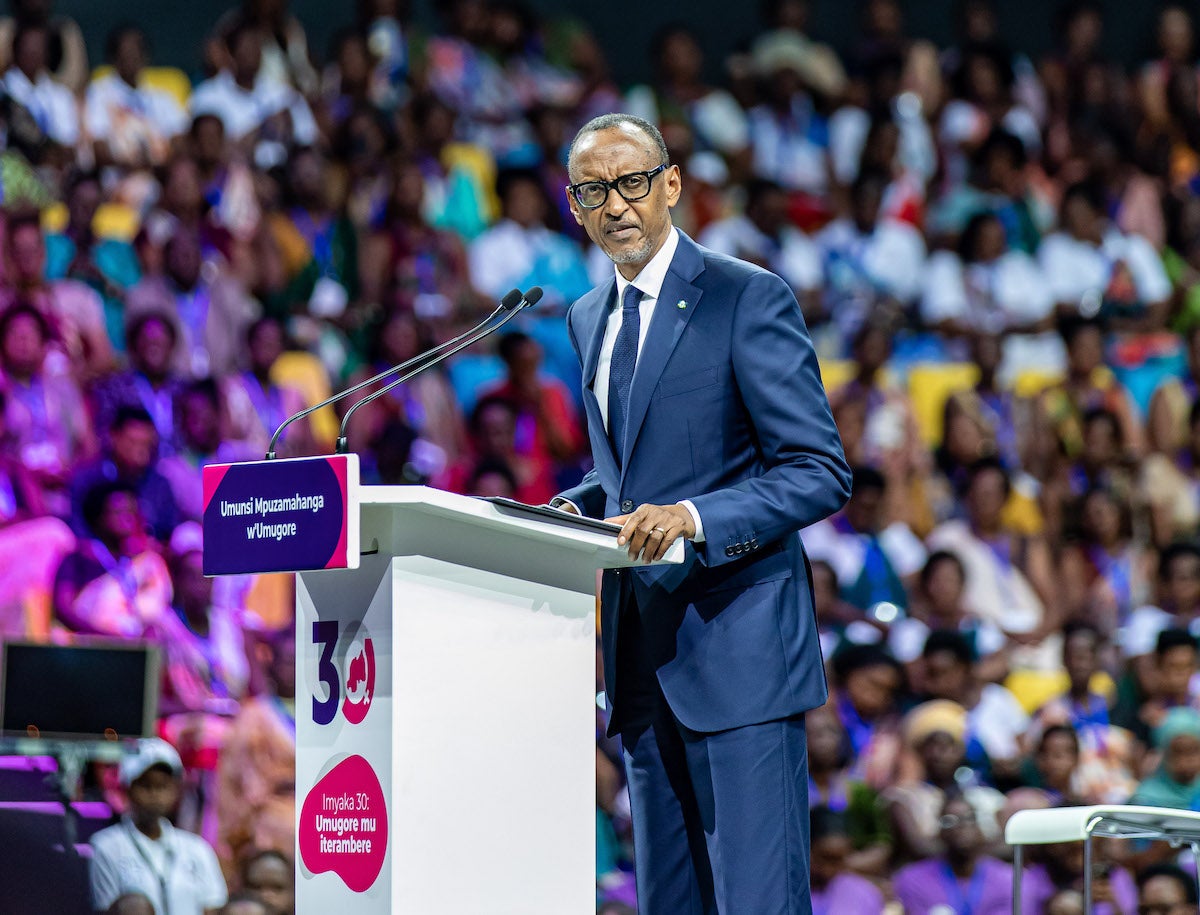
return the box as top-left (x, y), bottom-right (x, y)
top-left (608, 284), bottom-right (642, 457)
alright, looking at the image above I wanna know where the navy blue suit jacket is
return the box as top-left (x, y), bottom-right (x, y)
top-left (558, 231), bottom-right (851, 735)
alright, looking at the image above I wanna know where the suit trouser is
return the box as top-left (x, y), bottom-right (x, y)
top-left (615, 590), bottom-right (812, 915)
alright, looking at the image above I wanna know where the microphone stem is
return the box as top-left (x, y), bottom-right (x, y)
top-left (335, 304), bottom-right (527, 452)
top-left (264, 302), bottom-right (507, 459)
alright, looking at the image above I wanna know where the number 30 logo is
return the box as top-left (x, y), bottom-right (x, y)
top-left (311, 620), bottom-right (376, 726)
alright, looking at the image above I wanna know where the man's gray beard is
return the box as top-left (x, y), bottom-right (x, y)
top-left (608, 236), bottom-right (655, 265)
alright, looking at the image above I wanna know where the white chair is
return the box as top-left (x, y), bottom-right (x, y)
top-left (1005, 804), bottom-right (1200, 912)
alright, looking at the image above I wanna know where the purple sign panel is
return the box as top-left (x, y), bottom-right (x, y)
top-left (202, 455), bottom-right (360, 576)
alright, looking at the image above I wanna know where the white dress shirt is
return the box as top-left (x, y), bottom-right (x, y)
top-left (920, 249), bottom-right (1063, 380)
top-left (698, 215), bottom-right (823, 295)
top-left (466, 218), bottom-right (591, 307)
top-left (1037, 227), bottom-right (1173, 308)
top-left (594, 226), bottom-right (679, 429)
top-left (2, 68), bottom-right (78, 145)
top-left (89, 817), bottom-right (227, 914)
top-left (85, 73), bottom-right (188, 154)
top-left (748, 98), bottom-right (830, 196)
top-left (816, 216), bottom-right (927, 339)
top-left (587, 227), bottom-right (704, 541)
top-left (189, 70), bottom-right (317, 144)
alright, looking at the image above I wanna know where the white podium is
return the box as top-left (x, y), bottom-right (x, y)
top-left (292, 485), bottom-right (680, 914)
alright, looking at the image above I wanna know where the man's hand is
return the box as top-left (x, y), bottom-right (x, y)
top-left (607, 504), bottom-right (696, 563)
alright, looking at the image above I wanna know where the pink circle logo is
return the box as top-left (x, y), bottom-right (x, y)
top-left (340, 636), bottom-right (375, 725)
top-left (299, 755), bottom-right (388, 892)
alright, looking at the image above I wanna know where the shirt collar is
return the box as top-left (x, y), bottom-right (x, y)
top-left (108, 74), bottom-right (140, 97)
top-left (613, 226), bottom-right (679, 305)
top-left (125, 816), bottom-right (176, 851)
top-left (216, 70), bottom-right (257, 97)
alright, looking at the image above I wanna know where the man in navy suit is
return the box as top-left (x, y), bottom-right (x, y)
top-left (552, 113), bottom-right (851, 913)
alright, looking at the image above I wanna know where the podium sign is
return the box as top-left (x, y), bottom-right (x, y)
top-left (296, 553), bottom-right (394, 907)
top-left (201, 455), bottom-right (359, 576)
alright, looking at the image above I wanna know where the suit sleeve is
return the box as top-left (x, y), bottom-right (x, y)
top-left (688, 269), bottom-right (851, 567)
top-left (552, 302), bottom-right (607, 518)
top-left (554, 466), bottom-right (606, 518)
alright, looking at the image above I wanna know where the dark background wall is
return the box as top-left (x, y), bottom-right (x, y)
top-left (55, 0), bottom-right (1168, 86)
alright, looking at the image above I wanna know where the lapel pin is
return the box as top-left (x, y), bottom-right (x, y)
top-left (677, 299), bottom-right (688, 309)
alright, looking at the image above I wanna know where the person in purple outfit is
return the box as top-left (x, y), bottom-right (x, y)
top-left (1023, 836), bottom-right (1139, 915)
top-left (893, 794), bottom-right (1029, 914)
top-left (809, 806), bottom-right (885, 915)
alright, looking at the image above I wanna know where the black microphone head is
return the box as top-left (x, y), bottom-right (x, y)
top-left (500, 288), bottom-right (524, 311)
top-left (523, 286), bottom-right (544, 307)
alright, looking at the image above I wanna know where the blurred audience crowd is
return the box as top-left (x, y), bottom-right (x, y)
top-left (13, 0), bottom-right (1200, 910)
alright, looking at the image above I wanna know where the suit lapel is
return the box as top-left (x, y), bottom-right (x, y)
top-left (619, 234), bottom-right (705, 479)
top-left (575, 279), bottom-right (620, 483)
top-left (581, 278), bottom-right (615, 391)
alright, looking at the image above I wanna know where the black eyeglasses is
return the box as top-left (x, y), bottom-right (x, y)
top-left (567, 164), bottom-right (669, 209)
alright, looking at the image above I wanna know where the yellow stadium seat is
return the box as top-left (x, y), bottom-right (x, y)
top-left (270, 351), bottom-right (338, 449)
top-left (40, 202), bottom-right (66, 233)
top-left (1006, 669), bottom-right (1115, 714)
top-left (42, 201), bottom-right (140, 241)
top-left (1012, 368), bottom-right (1065, 399)
top-left (91, 65), bottom-right (192, 109)
top-left (93, 202), bottom-right (139, 241)
top-left (141, 67), bottom-right (192, 109)
top-left (818, 359), bottom-right (855, 392)
top-left (442, 142), bottom-right (500, 222)
top-left (907, 362), bottom-right (979, 446)
top-left (819, 361), bottom-right (903, 399)
top-left (1005, 669), bottom-right (1067, 713)
top-left (1002, 488), bottom-right (1044, 537)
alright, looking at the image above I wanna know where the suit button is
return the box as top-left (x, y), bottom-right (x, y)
top-left (725, 546), bottom-right (735, 557)
top-left (621, 500), bottom-right (634, 513)
top-left (734, 544), bottom-right (744, 555)
top-left (750, 539), bottom-right (759, 550)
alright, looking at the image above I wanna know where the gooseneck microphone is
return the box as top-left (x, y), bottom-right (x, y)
top-left (265, 288), bottom-right (525, 459)
top-left (334, 287), bottom-right (544, 454)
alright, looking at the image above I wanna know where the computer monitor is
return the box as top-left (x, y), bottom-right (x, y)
top-left (0, 640), bottom-right (160, 742)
